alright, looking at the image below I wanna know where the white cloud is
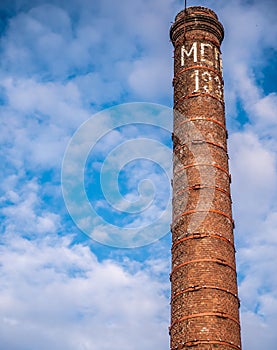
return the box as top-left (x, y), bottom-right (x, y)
top-left (0, 77), bottom-right (90, 171)
top-left (238, 241), bottom-right (277, 350)
top-left (128, 58), bottom-right (171, 100)
top-left (1, 179), bottom-right (61, 236)
top-left (0, 234), bottom-right (169, 350)
top-left (241, 311), bottom-right (276, 350)
top-left (229, 131), bottom-right (277, 228)
top-left (252, 93), bottom-right (277, 136)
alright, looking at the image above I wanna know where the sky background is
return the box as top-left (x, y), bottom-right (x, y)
top-left (0, 0), bottom-right (277, 349)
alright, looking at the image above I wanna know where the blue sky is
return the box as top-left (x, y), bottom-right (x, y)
top-left (0, 0), bottom-right (277, 349)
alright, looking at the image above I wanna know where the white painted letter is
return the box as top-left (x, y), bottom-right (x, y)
top-left (202, 71), bottom-right (213, 93)
top-left (200, 43), bottom-right (213, 66)
top-left (181, 42), bottom-right (197, 66)
top-left (214, 75), bottom-right (223, 99)
top-left (191, 70), bottom-right (199, 92)
top-left (214, 48), bottom-right (223, 72)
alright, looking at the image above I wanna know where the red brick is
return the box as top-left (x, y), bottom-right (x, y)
top-left (170, 6), bottom-right (242, 350)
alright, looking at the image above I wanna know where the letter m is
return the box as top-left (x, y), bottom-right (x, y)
top-left (181, 42), bottom-right (197, 66)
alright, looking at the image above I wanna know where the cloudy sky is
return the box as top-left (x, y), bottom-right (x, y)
top-left (0, 0), bottom-right (277, 349)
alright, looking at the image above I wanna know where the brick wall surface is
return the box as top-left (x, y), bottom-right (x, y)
top-left (170, 7), bottom-right (242, 350)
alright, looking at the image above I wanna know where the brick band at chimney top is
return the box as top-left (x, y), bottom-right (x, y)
top-left (170, 6), bottom-right (242, 350)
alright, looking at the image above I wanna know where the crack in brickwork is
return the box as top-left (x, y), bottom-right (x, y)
top-left (170, 6), bottom-right (242, 350)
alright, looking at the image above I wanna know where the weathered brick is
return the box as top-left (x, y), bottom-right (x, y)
top-left (170, 6), bottom-right (242, 350)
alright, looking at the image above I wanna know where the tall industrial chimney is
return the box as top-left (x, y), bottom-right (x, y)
top-left (170, 6), bottom-right (242, 349)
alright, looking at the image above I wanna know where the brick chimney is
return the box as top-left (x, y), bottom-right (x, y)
top-left (169, 6), bottom-right (242, 350)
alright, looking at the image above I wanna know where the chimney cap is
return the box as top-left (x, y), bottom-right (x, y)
top-left (170, 6), bottom-right (224, 45)
top-left (174, 6), bottom-right (219, 21)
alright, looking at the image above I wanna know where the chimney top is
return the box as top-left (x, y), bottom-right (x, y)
top-left (174, 6), bottom-right (219, 21)
top-left (170, 6), bottom-right (224, 45)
